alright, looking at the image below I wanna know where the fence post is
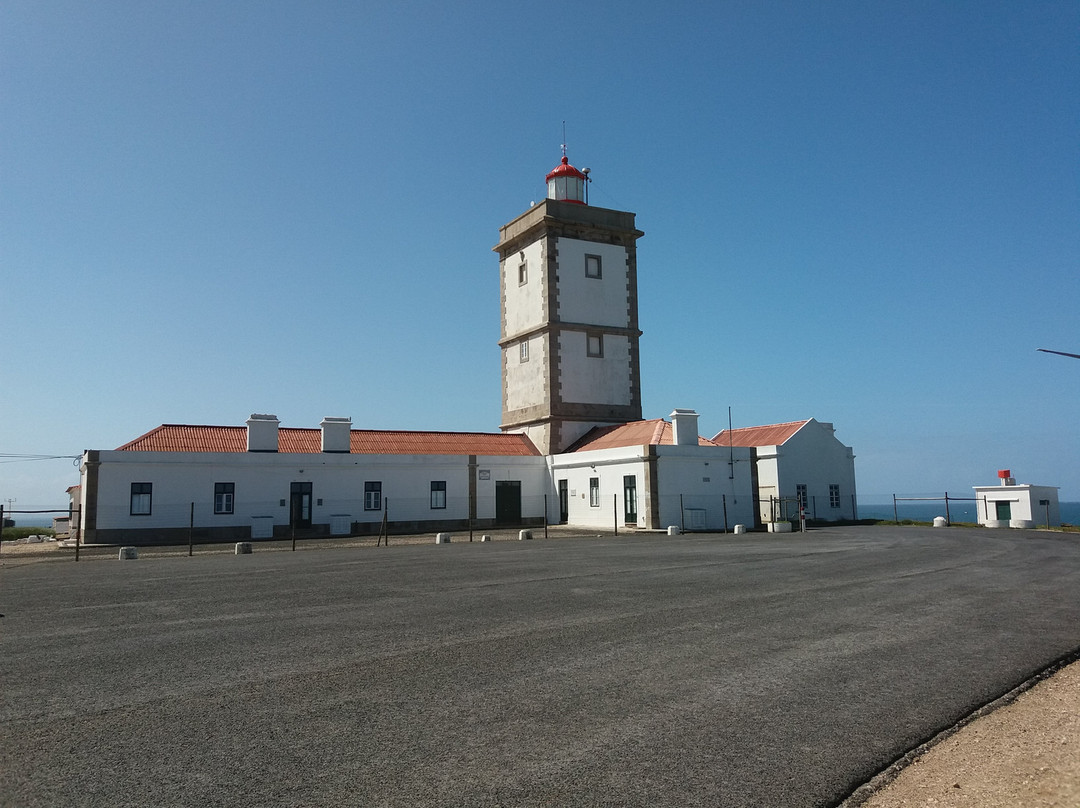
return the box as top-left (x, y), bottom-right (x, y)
top-left (544, 494), bottom-right (549, 540)
top-left (189, 502), bottom-right (195, 556)
top-left (613, 494), bottom-right (618, 536)
top-left (680, 494), bottom-right (685, 533)
top-left (0, 504), bottom-right (4, 559)
top-left (893, 494), bottom-right (899, 524)
top-left (944, 492), bottom-right (951, 526)
top-left (722, 494), bottom-right (728, 533)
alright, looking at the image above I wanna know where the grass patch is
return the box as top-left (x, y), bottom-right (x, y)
top-left (1, 527), bottom-right (56, 541)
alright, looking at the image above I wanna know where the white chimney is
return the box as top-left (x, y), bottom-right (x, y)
top-left (670, 409), bottom-right (700, 447)
top-left (320, 417), bottom-right (352, 453)
top-left (246, 414), bottom-right (280, 452)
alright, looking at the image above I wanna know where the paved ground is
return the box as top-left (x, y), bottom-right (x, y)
top-left (2, 526), bottom-right (1078, 807)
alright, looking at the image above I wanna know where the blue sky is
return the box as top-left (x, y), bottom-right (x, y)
top-left (2, 0), bottom-right (1078, 511)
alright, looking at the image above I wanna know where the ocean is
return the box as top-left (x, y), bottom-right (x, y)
top-left (858, 500), bottom-right (1080, 526)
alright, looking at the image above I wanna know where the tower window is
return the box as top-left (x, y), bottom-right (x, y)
top-left (829, 484), bottom-right (841, 508)
top-left (430, 481), bottom-right (446, 509)
top-left (518, 261), bottom-right (528, 285)
top-left (587, 333), bottom-right (604, 358)
top-left (519, 340), bottom-right (529, 362)
top-left (585, 254), bottom-right (602, 279)
top-left (589, 477), bottom-right (600, 507)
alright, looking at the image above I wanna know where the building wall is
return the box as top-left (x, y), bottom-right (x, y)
top-left (553, 237), bottom-right (631, 327)
top-left (753, 421), bottom-right (858, 522)
top-left (549, 446), bottom-right (650, 529)
top-left (776, 422), bottom-right (857, 521)
top-left (501, 239), bottom-right (547, 338)
top-left (558, 331), bottom-right (633, 406)
top-left (81, 449), bottom-right (552, 543)
top-left (549, 443), bottom-right (755, 531)
top-left (504, 331), bottom-right (549, 412)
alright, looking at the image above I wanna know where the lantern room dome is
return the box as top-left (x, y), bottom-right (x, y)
top-left (545, 155), bottom-right (586, 182)
top-left (545, 154), bottom-right (587, 204)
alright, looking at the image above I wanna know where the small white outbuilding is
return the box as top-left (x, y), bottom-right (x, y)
top-left (973, 470), bottom-right (1060, 528)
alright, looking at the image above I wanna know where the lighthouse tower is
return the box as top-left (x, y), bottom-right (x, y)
top-left (494, 152), bottom-right (645, 454)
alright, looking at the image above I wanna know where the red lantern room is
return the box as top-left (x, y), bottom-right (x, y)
top-left (546, 154), bottom-right (587, 204)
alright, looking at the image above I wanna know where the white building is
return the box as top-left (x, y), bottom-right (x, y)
top-left (74, 153), bottom-right (856, 543)
top-left (79, 417), bottom-right (547, 544)
top-left (712, 419), bottom-right (858, 525)
top-left (553, 410), bottom-right (754, 532)
top-left (973, 470), bottom-right (1060, 528)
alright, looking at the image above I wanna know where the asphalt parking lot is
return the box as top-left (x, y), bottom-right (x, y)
top-left (2, 525), bottom-right (1079, 807)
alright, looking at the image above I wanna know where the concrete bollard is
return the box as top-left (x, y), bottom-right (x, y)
top-left (667, 525), bottom-right (680, 536)
top-left (734, 524), bottom-right (746, 534)
top-left (518, 529), bottom-right (532, 541)
top-left (235, 542), bottom-right (253, 554)
top-left (118, 546), bottom-right (138, 560)
top-left (480, 535), bottom-right (492, 542)
top-left (435, 533), bottom-right (451, 544)
top-left (933, 516), bottom-right (947, 528)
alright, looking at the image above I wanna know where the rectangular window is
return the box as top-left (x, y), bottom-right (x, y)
top-left (829, 484), bottom-right (840, 508)
top-left (519, 340), bottom-right (529, 362)
top-left (130, 482), bottom-right (152, 516)
top-left (518, 261), bottom-right (528, 285)
top-left (585, 254), bottom-right (602, 279)
top-left (796, 484), bottom-right (807, 510)
top-left (214, 482), bottom-right (235, 515)
top-left (587, 333), bottom-right (603, 358)
top-left (430, 481), bottom-right (446, 509)
top-left (589, 477), bottom-right (600, 507)
top-left (365, 481), bottom-right (382, 511)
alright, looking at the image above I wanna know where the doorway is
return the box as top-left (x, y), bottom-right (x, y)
top-left (290, 482), bottom-right (313, 529)
top-left (558, 479), bottom-right (569, 524)
top-left (623, 475), bottom-right (637, 524)
top-left (495, 480), bottom-right (522, 525)
top-left (995, 501), bottom-right (1012, 521)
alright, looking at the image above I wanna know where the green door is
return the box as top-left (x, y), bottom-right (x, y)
top-left (623, 475), bottom-right (637, 524)
top-left (995, 501), bottom-right (1011, 521)
top-left (495, 481), bottom-right (522, 525)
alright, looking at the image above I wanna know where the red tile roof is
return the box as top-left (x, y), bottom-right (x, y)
top-left (566, 419), bottom-right (718, 452)
top-left (117, 425), bottom-right (541, 456)
top-left (711, 420), bottom-right (810, 447)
